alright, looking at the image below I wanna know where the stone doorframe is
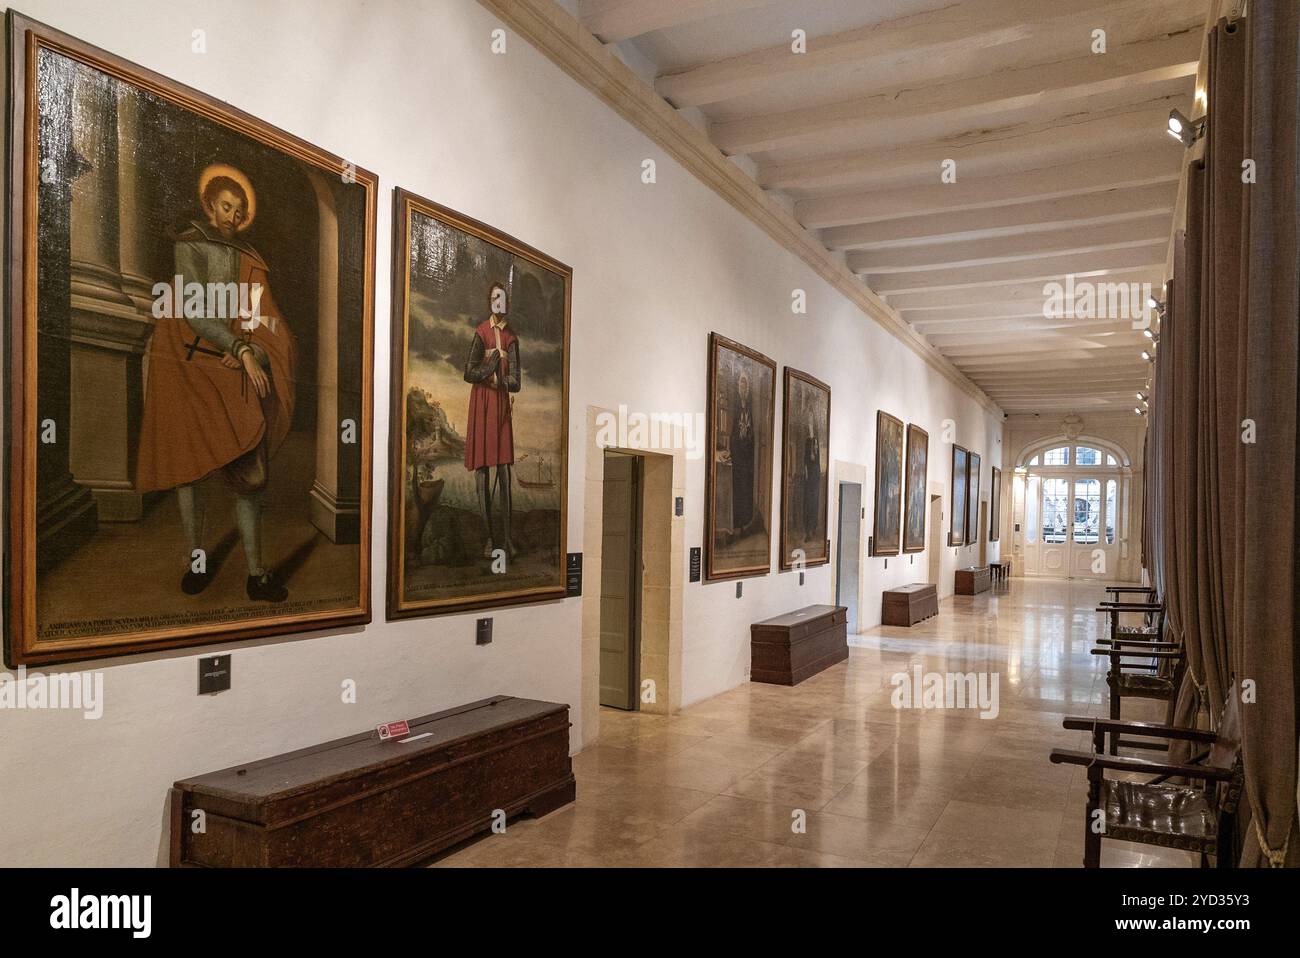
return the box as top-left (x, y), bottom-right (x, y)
top-left (579, 405), bottom-right (687, 750)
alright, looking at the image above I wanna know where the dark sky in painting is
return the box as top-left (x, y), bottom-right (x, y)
top-left (407, 213), bottom-right (566, 388)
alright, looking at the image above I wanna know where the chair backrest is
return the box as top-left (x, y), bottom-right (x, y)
top-left (1208, 692), bottom-right (1244, 815)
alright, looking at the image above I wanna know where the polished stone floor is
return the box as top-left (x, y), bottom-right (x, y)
top-left (435, 577), bottom-right (1198, 867)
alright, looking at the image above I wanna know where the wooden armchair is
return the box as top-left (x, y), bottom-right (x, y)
top-left (1097, 598), bottom-right (1165, 645)
top-left (1050, 694), bottom-right (1242, 868)
top-left (1092, 640), bottom-right (1184, 754)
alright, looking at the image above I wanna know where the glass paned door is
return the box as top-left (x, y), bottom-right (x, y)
top-left (1039, 478), bottom-right (1070, 575)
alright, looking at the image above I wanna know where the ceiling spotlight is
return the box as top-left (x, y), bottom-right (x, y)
top-left (1141, 349), bottom-right (1154, 362)
top-left (1167, 108), bottom-right (1206, 148)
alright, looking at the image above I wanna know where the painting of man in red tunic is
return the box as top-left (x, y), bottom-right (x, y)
top-left (463, 281), bottom-right (522, 560)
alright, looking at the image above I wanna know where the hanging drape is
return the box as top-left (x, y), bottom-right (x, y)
top-left (1232, 0), bottom-right (1299, 868)
top-left (1195, 19), bottom-right (1247, 723)
top-left (1141, 6), bottom-right (1299, 865)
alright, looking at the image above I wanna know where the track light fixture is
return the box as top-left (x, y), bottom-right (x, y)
top-left (1167, 108), bottom-right (1206, 148)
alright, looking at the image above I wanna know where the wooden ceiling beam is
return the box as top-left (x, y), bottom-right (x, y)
top-left (579, 0), bottom-right (773, 43)
top-left (851, 216), bottom-right (1170, 273)
top-left (714, 31), bottom-right (1200, 156)
top-left (797, 152), bottom-right (1181, 229)
top-left (821, 183), bottom-right (1177, 252)
top-left (654, 0), bottom-right (1206, 107)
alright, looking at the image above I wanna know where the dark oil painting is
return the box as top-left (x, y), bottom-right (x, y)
top-left (779, 368), bottom-right (829, 570)
top-left (5, 15), bottom-right (375, 665)
top-left (388, 190), bottom-right (570, 618)
top-left (705, 333), bottom-right (775, 580)
top-left (903, 424), bottom-right (928, 553)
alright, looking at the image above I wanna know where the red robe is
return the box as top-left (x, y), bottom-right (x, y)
top-left (135, 253), bottom-right (296, 493)
top-left (464, 318), bottom-right (516, 471)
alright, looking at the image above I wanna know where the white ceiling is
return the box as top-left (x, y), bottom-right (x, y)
top-left (574, 0), bottom-right (1208, 413)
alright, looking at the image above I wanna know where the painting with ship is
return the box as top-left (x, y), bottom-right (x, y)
top-left (387, 190), bottom-right (571, 618)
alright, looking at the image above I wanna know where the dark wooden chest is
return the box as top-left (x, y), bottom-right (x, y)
top-left (955, 566), bottom-right (991, 595)
top-left (750, 604), bottom-right (848, 685)
top-left (169, 695), bottom-right (575, 868)
top-left (882, 582), bottom-right (939, 626)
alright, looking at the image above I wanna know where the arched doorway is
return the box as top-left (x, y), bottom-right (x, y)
top-left (1011, 438), bottom-right (1133, 580)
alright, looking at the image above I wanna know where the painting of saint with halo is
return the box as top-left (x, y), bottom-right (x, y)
top-left (4, 15), bottom-right (376, 666)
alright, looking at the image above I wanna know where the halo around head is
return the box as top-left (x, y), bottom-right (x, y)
top-left (198, 163), bottom-right (256, 231)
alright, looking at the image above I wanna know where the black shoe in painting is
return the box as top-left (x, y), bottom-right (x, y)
top-left (181, 569), bottom-right (213, 595)
top-left (246, 570), bottom-right (288, 602)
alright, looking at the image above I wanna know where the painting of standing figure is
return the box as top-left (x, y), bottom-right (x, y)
top-left (903, 424), bottom-right (929, 553)
top-left (387, 189), bottom-right (570, 618)
top-left (705, 333), bottom-right (775, 581)
top-left (951, 445), bottom-right (969, 546)
top-left (872, 411), bottom-right (905, 555)
top-left (4, 14), bottom-right (375, 666)
top-left (779, 368), bottom-right (829, 571)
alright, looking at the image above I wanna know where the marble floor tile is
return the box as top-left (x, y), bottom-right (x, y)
top-left (437, 578), bottom-right (1197, 868)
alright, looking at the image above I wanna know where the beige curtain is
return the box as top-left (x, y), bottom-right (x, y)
top-left (1233, 0), bottom-right (1299, 867)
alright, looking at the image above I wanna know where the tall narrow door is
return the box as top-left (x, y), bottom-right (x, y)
top-left (835, 482), bottom-right (861, 633)
top-left (928, 495), bottom-right (943, 585)
top-left (599, 452), bottom-right (642, 710)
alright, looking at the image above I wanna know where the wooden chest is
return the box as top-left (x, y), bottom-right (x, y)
top-left (882, 583), bottom-right (939, 626)
top-left (751, 604), bottom-right (848, 686)
top-left (955, 566), bottom-right (991, 595)
top-left (169, 695), bottom-right (574, 868)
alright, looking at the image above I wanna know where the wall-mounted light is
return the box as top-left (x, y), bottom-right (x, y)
top-left (1142, 328), bottom-right (1159, 343)
top-left (1134, 406), bottom-right (1147, 416)
top-left (1146, 294), bottom-right (1166, 315)
top-left (1141, 349), bottom-right (1154, 362)
top-left (1136, 391), bottom-right (1148, 402)
top-left (1167, 108), bottom-right (1206, 148)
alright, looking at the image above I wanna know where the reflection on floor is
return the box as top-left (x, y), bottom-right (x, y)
top-left (435, 577), bottom-right (1198, 867)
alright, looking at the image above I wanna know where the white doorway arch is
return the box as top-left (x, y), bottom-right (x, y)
top-left (1010, 436), bottom-right (1134, 581)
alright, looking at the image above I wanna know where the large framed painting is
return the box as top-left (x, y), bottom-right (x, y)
top-left (779, 368), bottom-right (829, 571)
top-left (950, 445), bottom-right (969, 546)
top-left (989, 466), bottom-right (1001, 542)
top-left (705, 333), bottom-right (775, 581)
top-left (4, 13), bottom-right (376, 666)
top-left (968, 452), bottom-right (982, 545)
top-left (903, 424), bottom-right (928, 553)
top-left (387, 189), bottom-right (571, 619)
top-left (871, 411), bottom-right (904, 555)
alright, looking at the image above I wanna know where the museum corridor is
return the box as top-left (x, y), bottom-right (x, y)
top-left (434, 580), bottom-right (1195, 868)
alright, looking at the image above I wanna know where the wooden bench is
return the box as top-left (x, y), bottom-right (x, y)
top-left (881, 582), bottom-right (939, 626)
top-left (750, 604), bottom-right (848, 686)
top-left (955, 566), bottom-right (991, 595)
top-left (168, 695), bottom-right (575, 867)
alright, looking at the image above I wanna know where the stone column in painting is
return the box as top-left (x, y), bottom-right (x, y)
top-left (66, 75), bottom-right (156, 521)
top-left (36, 67), bottom-right (99, 569)
top-left (305, 170), bottom-right (361, 543)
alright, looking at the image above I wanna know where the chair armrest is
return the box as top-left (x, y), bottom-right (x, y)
top-left (1106, 586), bottom-right (1155, 594)
top-left (1048, 749), bottom-right (1235, 781)
top-left (1060, 716), bottom-right (1217, 742)
top-left (1097, 602), bottom-right (1164, 611)
top-left (1110, 639), bottom-right (1179, 650)
top-left (1091, 648), bottom-right (1182, 660)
